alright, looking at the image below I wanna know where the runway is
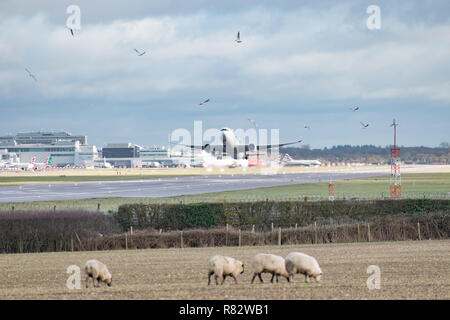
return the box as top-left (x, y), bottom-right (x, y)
top-left (0, 171), bottom-right (389, 203)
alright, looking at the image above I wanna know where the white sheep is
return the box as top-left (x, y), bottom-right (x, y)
top-left (251, 253), bottom-right (290, 284)
top-left (207, 255), bottom-right (244, 285)
top-left (84, 259), bottom-right (112, 288)
top-left (285, 252), bottom-right (322, 283)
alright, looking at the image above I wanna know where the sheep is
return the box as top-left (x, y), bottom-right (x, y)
top-left (251, 253), bottom-right (290, 284)
top-left (207, 255), bottom-right (244, 285)
top-left (285, 252), bottom-right (322, 283)
top-left (84, 259), bottom-right (112, 288)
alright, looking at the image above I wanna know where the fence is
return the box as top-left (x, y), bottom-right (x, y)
top-left (4, 215), bottom-right (445, 253)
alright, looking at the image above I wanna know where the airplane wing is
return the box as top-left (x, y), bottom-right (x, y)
top-left (180, 144), bottom-right (207, 150)
top-left (254, 140), bottom-right (302, 150)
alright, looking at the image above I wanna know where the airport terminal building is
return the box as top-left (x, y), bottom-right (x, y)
top-left (0, 131), bottom-right (177, 168)
top-left (0, 131), bottom-right (98, 167)
top-left (102, 143), bottom-right (173, 167)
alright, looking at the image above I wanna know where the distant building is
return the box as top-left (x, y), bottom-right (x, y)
top-left (101, 144), bottom-right (175, 168)
top-left (0, 141), bottom-right (98, 167)
top-left (0, 131), bottom-right (87, 145)
top-left (101, 143), bottom-right (142, 168)
top-left (102, 143), bottom-right (140, 158)
top-left (0, 131), bottom-right (97, 167)
top-left (139, 146), bottom-right (173, 167)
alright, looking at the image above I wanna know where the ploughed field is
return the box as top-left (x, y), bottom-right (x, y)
top-left (0, 240), bottom-right (448, 300)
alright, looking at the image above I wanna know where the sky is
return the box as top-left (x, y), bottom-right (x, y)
top-left (0, 0), bottom-right (449, 149)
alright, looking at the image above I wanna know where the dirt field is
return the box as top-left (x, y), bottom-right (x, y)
top-left (0, 240), bottom-right (448, 300)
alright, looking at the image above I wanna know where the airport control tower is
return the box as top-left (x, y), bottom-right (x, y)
top-left (390, 119), bottom-right (401, 199)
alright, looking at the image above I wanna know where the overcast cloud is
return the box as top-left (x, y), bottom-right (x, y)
top-left (0, 0), bottom-right (449, 148)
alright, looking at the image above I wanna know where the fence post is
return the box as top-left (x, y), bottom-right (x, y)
top-left (71, 237), bottom-right (74, 252)
top-left (252, 225), bottom-right (255, 233)
top-left (97, 203), bottom-right (101, 212)
top-left (417, 222), bottom-right (421, 241)
top-left (75, 232), bottom-right (84, 251)
top-left (226, 224), bottom-right (229, 246)
top-left (295, 223), bottom-right (297, 229)
top-left (11, 205), bottom-right (14, 211)
top-left (130, 226), bottom-right (133, 235)
top-left (367, 223), bottom-right (371, 242)
top-left (238, 229), bottom-right (241, 247)
top-left (125, 233), bottom-right (128, 250)
top-left (314, 222), bottom-right (317, 244)
top-left (159, 229), bottom-right (162, 234)
top-left (271, 222), bottom-right (274, 234)
top-left (53, 205), bottom-right (56, 212)
top-left (357, 223), bottom-right (360, 242)
top-left (278, 227), bottom-right (281, 246)
top-left (180, 231), bottom-right (184, 249)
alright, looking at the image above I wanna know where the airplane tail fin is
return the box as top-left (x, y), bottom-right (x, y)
top-left (283, 154), bottom-right (292, 162)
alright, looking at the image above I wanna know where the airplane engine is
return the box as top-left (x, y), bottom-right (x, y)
top-left (203, 144), bottom-right (211, 152)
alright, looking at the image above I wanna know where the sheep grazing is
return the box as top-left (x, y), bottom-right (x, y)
top-left (207, 255), bottom-right (244, 285)
top-left (84, 259), bottom-right (112, 288)
top-left (285, 252), bottom-right (322, 283)
top-left (251, 253), bottom-right (290, 284)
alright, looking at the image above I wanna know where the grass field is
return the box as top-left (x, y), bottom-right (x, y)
top-left (1, 172), bottom-right (448, 212)
top-left (1, 164), bottom-right (447, 186)
top-left (0, 240), bottom-right (448, 300)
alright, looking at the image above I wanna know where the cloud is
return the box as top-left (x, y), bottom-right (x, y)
top-left (0, 1), bottom-right (449, 147)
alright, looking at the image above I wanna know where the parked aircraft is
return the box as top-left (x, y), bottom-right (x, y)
top-left (280, 154), bottom-right (321, 167)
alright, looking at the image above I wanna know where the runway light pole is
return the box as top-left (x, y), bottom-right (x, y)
top-left (328, 178), bottom-right (335, 201)
top-left (390, 119), bottom-right (401, 199)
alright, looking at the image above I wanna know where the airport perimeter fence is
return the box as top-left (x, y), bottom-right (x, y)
top-left (0, 212), bottom-right (448, 253)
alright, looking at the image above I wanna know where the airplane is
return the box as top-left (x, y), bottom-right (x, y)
top-left (30, 156), bottom-right (53, 169)
top-left (4, 158), bottom-right (35, 170)
top-left (280, 153), bottom-right (321, 167)
top-left (142, 161), bottom-right (161, 168)
top-left (93, 157), bottom-right (113, 168)
top-left (181, 127), bottom-right (302, 160)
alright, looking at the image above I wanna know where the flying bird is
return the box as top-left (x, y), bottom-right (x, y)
top-left (248, 118), bottom-right (257, 130)
top-left (235, 31), bottom-right (242, 43)
top-left (304, 125), bottom-right (311, 129)
top-left (350, 106), bottom-right (359, 112)
top-left (199, 98), bottom-right (210, 106)
top-left (25, 68), bottom-right (37, 82)
top-left (134, 48), bottom-right (146, 56)
top-left (360, 122), bottom-right (369, 129)
top-left (66, 27), bottom-right (74, 37)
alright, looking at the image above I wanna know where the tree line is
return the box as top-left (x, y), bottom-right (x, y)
top-left (281, 144), bottom-right (450, 164)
